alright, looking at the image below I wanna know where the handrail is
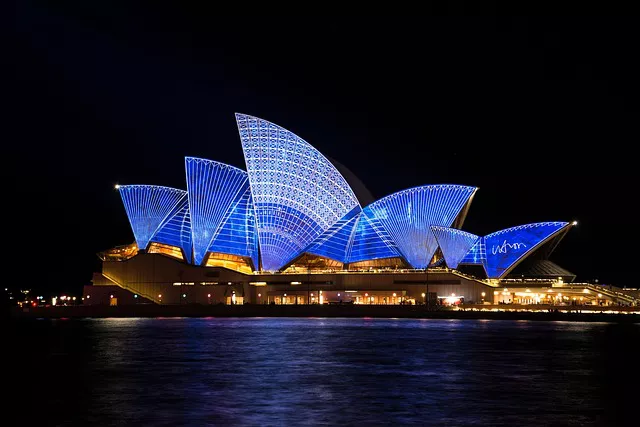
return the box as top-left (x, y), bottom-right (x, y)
top-left (101, 272), bottom-right (160, 304)
top-left (556, 283), bottom-right (638, 304)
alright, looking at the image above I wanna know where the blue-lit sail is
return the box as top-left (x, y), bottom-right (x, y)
top-left (484, 222), bottom-right (569, 278)
top-left (151, 195), bottom-right (193, 264)
top-left (118, 185), bottom-right (187, 251)
top-left (348, 209), bottom-right (401, 263)
top-left (460, 238), bottom-right (486, 266)
top-left (112, 114), bottom-right (576, 277)
top-left (236, 113), bottom-right (360, 271)
top-left (185, 157), bottom-right (250, 265)
top-left (431, 226), bottom-right (479, 269)
top-left (366, 185), bottom-right (477, 268)
top-left (305, 206), bottom-right (361, 263)
top-left (208, 183), bottom-right (260, 270)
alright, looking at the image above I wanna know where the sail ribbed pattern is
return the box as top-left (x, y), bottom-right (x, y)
top-left (236, 113), bottom-right (360, 270)
top-left (118, 185), bottom-right (186, 251)
top-left (347, 208), bottom-right (401, 263)
top-left (431, 226), bottom-right (479, 269)
top-left (152, 195), bottom-right (193, 264)
top-left (185, 157), bottom-right (250, 265)
top-left (208, 184), bottom-right (260, 270)
top-left (305, 206), bottom-right (361, 263)
top-left (366, 185), bottom-right (477, 268)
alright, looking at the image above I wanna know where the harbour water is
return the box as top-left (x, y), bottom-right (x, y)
top-left (9, 318), bottom-right (639, 426)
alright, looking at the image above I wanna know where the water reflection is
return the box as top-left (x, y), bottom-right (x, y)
top-left (9, 318), bottom-right (640, 426)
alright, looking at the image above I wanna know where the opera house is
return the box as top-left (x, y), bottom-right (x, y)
top-left (85, 113), bottom-right (602, 307)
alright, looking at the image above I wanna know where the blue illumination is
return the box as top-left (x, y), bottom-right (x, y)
top-left (152, 195), bottom-right (193, 264)
top-left (118, 185), bottom-right (187, 251)
top-left (459, 237), bottom-right (486, 266)
top-left (114, 116), bottom-right (573, 275)
top-left (431, 226), bottom-right (479, 269)
top-left (483, 222), bottom-right (569, 278)
top-left (185, 157), bottom-right (251, 266)
top-left (348, 209), bottom-right (401, 263)
top-left (366, 185), bottom-right (477, 268)
top-left (305, 206), bottom-right (361, 263)
top-left (236, 113), bottom-right (360, 271)
top-left (208, 184), bottom-right (260, 269)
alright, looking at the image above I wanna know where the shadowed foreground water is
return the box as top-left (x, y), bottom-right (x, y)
top-left (9, 318), bottom-right (640, 426)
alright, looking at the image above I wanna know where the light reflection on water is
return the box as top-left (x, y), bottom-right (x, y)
top-left (10, 318), bottom-right (640, 426)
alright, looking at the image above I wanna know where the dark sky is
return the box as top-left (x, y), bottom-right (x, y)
top-left (7, 3), bottom-right (639, 293)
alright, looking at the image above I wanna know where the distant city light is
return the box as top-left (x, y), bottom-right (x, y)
top-left (207, 294), bottom-right (211, 298)
top-left (134, 294), bottom-right (138, 298)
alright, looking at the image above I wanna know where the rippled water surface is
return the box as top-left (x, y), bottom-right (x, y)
top-left (9, 318), bottom-right (640, 426)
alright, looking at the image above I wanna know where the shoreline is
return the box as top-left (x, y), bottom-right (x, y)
top-left (9, 304), bottom-right (640, 323)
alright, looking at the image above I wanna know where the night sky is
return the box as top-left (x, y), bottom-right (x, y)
top-left (7, 4), bottom-right (639, 294)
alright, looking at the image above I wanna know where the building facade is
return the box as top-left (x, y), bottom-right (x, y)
top-left (88, 113), bottom-right (592, 306)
